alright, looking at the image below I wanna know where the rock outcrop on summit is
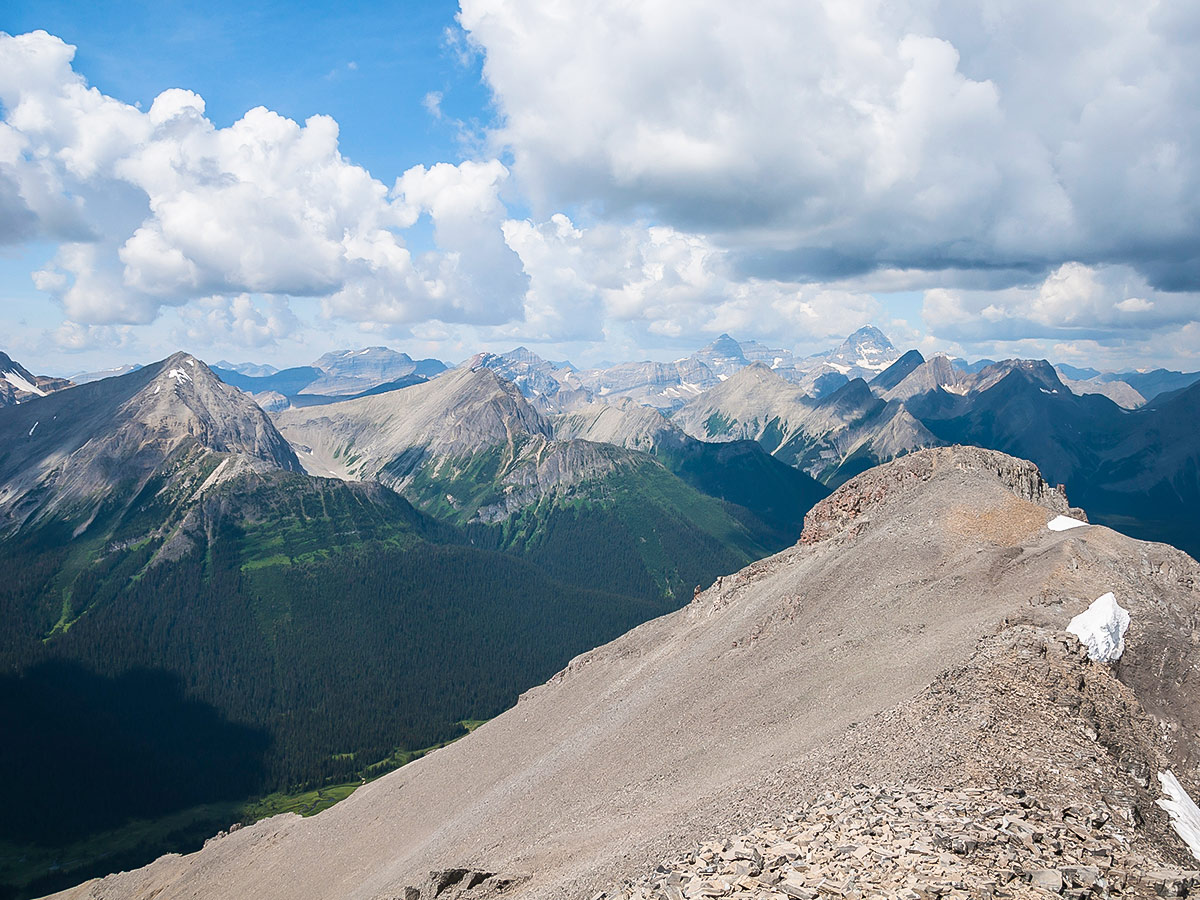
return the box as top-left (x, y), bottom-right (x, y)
top-left (51, 446), bottom-right (1200, 900)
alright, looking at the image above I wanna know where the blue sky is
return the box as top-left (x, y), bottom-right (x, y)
top-left (4, 0), bottom-right (484, 179)
top-left (2, 1), bottom-right (1198, 375)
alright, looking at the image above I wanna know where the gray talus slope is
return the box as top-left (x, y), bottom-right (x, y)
top-left (273, 365), bottom-right (551, 481)
top-left (52, 446), bottom-right (1200, 900)
top-left (552, 398), bottom-right (682, 452)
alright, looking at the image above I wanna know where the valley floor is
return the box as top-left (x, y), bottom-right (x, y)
top-left (0, 721), bottom-right (486, 900)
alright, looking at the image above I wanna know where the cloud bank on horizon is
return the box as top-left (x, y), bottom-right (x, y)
top-left (1, 0), bottom-right (1198, 369)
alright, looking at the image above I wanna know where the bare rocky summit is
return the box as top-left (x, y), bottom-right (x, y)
top-left (0, 352), bottom-right (300, 534)
top-left (47, 446), bottom-right (1200, 900)
top-left (274, 366), bottom-right (553, 482)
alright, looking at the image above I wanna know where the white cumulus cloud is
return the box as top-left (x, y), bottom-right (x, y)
top-left (922, 263), bottom-right (1200, 344)
top-left (0, 30), bottom-right (527, 333)
top-left (174, 295), bottom-right (302, 349)
top-left (459, 0), bottom-right (1200, 288)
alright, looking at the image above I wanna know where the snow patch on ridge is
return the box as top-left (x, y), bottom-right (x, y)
top-left (4, 370), bottom-right (45, 396)
top-left (167, 368), bottom-right (192, 384)
top-left (1048, 514), bottom-right (1088, 531)
top-left (1157, 771), bottom-right (1200, 862)
top-left (1066, 592), bottom-right (1130, 662)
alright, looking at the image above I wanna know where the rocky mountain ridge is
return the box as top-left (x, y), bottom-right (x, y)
top-left (671, 364), bottom-right (940, 484)
top-left (0, 351), bottom-right (72, 408)
top-left (274, 366), bottom-right (551, 485)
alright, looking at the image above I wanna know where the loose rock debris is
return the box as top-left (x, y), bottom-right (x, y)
top-left (602, 785), bottom-right (1198, 899)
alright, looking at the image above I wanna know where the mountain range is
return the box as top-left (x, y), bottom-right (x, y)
top-left (664, 348), bottom-right (1200, 559)
top-left (0, 350), bottom-right (825, 898)
top-left (464, 326), bottom-right (908, 413)
top-left (3, 327), bottom-right (1200, 897)
top-left (40, 446), bottom-right (1200, 900)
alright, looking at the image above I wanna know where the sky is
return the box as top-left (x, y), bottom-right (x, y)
top-left (1, 0), bottom-right (1198, 376)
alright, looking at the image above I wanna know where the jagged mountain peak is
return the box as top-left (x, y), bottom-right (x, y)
top-left (974, 358), bottom-right (1065, 395)
top-left (0, 353), bottom-right (300, 534)
top-left (464, 348), bottom-right (590, 413)
top-left (810, 325), bottom-right (901, 377)
top-left (688, 362), bottom-right (799, 409)
top-left (842, 324), bottom-right (894, 351)
top-left (701, 333), bottom-right (746, 358)
top-left (467, 346), bottom-right (550, 370)
top-left (875, 354), bottom-right (968, 402)
top-left (869, 349), bottom-right (925, 392)
top-left (500, 346), bottom-right (546, 365)
top-left (131, 355), bottom-right (301, 463)
top-left (274, 365), bottom-right (552, 482)
top-left (0, 350), bottom-right (38, 387)
top-left (818, 376), bottom-right (876, 411)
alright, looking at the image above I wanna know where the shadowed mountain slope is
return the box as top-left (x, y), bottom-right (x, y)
top-left (551, 398), bottom-right (830, 538)
top-left (673, 364), bottom-right (940, 484)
